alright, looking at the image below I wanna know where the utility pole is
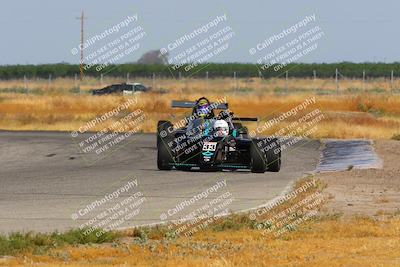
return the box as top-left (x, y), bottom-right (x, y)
top-left (76, 10), bottom-right (87, 81)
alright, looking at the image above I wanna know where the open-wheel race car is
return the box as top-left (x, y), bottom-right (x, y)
top-left (157, 97), bottom-right (281, 173)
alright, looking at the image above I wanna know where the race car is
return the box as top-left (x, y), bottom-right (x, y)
top-left (157, 97), bottom-right (281, 173)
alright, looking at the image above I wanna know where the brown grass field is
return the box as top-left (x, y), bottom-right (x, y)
top-left (1, 77), bottom-right (400, 139)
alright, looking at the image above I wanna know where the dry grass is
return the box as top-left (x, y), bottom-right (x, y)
top-left (375, 196), bottom-right (391, 204)
top-left (1, 77), bottom-right (400, 139)
top-left (20, 218), bottom-right (400, 267)
top-left (1, 91), bottom-right (400, 139)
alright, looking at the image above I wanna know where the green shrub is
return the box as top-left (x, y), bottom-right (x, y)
top-left (391, 134), bottom-right (400, 140)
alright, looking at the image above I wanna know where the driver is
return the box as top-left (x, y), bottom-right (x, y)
top-left (213, 120), bottom-right (229, 137)
top-left (193, 97), bottom-right (214, 119)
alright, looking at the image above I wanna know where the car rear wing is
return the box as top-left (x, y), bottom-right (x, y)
top-left (171, 100), bottom-right (229, 110)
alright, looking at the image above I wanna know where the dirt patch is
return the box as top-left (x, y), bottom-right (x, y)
top-left (318, 140), bottom-right (400, 217)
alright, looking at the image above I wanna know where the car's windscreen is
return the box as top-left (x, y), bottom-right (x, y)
top-left (135, 85), bottom-right (146, 91)
top-left (186, 118), bottom-right (214, 136)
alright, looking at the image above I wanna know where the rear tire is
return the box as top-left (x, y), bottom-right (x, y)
top-left (233, 122), bottom-right (248, 137)
top-left (233, 122), bottom-right (243, 130)
top-left (250, 139), bottom-right (267, 173)
top-left (265, 138), bottom-right (281, 172)
top-left (157, 121), bottom-right (173, 170)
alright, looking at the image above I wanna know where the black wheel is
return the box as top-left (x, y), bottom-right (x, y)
top-left (233, 122), bottom-right (248, 133)
top-left (157, 121), bottom-right (172, 145)
top-left (250, 138), bottom-right (267, 173)
top-left (233, 122), bottom-right (248, 138)
top-left (157, 120), bottom-right (173, 170)
top-left (265, 138), bottom-right (281, 172)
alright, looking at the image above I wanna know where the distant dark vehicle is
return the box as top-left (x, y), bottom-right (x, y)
top-left (91, 83), bottom-right (150, 95)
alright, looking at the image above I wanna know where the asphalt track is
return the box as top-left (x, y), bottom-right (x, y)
top-left (0, 131), bottom-right (321, 233)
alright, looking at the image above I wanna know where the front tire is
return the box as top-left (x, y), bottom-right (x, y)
top-left (250, 138), bottom-right (267, 173)
top-left (265, 138), bottom-right (281, 172)
top-left (157, 120), bottom-right (173, 170)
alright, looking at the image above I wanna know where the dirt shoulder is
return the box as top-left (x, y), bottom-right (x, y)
top-left (319, 140), bottom-right (400, 217)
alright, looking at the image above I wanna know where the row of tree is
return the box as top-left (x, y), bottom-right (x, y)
top-left (0, 62), bottom-right (399, 79)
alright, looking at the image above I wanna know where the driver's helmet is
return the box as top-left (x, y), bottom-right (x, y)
top-left (213, 120), bottom-right (229, 137)
top-left (194, 97), bottom-right (213, 118)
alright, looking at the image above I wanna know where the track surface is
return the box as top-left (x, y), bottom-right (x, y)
top-left (0, 131), bottom-right (320, 233)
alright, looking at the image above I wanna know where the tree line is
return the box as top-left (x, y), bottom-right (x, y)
top-left (0, 62), bottom-right (399, 79)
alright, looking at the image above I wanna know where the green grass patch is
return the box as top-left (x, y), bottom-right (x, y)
top-left (212, 214), bottom-right (252, 232)
top-left (0, 228), bottom-right (119, 256)
top-left (0, 87), bottom-right (30, 94)
top-left (366, 88), bottom-right (386, 94)
top-left (391, 133), bottom-right (400, 141)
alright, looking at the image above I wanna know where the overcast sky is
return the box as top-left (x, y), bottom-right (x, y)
top-left (0, 0), bottom-right (399, 65)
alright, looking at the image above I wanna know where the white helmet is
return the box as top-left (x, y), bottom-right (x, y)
top-left (213, 120), bottom-right (229, 137)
